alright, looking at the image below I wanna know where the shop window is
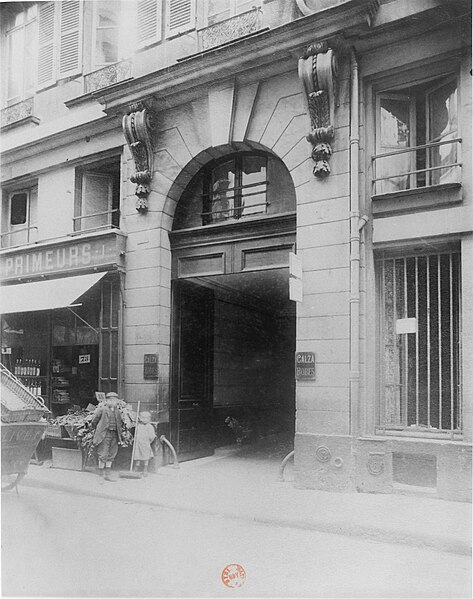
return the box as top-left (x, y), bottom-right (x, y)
top-left (1, 187), bottom-right (38, 248)
top-left (202, 154), bottom-right (268, 224)
top-left (4, 4), bottom-right (37, 106)
top-left (373, 76), bottom-right (460, 195)
top-left (99, 278), bottom-right (120, 394)
top-left (205, 0), bottom-right (259, 25)
top-left (377, 251), bottom-right (461, 436)
top-left (74, 160), bottom-right (120, 232)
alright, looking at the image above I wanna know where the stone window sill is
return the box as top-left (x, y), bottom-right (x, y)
top-left (372, 182), bottom-right (462, 217)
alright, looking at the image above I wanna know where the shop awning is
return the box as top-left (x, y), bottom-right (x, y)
top-left (1, 272), bottom-right (107, 315)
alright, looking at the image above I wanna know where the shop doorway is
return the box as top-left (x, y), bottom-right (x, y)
top-left (170, 269), bottom-right (296, 462)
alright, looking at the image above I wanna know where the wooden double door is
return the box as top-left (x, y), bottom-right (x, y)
top-left (170, 280), bottom-right (215, 461)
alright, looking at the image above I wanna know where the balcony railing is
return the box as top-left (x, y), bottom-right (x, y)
top-left (198, 8), bottom-right (263, 52)
top-left (372, 138), bottom-right (462, 197)
top-left (73, 210), bottom-right (120, 233)
top-left (1, 98), bottom-right (39, 130)
top-left (1, 226), bottom-right (38, 249)
top-left (84, 60), bottom-right (133, 95)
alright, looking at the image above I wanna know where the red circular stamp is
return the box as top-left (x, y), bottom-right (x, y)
top-left (221, 563), bottom-right (246, 588)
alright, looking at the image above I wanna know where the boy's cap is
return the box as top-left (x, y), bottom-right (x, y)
top-left (106, 392), bottom-right (119, 399)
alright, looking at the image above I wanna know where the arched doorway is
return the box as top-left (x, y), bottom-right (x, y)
top-left (170, 148), bottom-right (296, 461)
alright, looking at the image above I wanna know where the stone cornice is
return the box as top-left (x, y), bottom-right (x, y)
top-left (1, 115), bottom-right (121, 170)
top-left (93, 1), bottom-right (377, 115)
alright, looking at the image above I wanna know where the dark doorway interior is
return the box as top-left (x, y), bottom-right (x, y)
top-left (171, 269), bottom-right (296, 461)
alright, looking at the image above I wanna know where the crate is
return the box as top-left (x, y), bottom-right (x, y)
top-left (52, 447), bottom-right (83, 471)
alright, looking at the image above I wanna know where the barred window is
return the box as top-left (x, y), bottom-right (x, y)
top-left (202, 154), bottom-right (268, 224)
top-left (377, 251), bottom-right (461, 436)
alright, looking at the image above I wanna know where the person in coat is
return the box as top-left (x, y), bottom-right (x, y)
top-left (91, 392), bottom-right (123, 481)
top-left (133, 411), bottom-right (156, 476)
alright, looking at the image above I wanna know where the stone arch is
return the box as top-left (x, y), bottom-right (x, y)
top-left (153, 70), bottom-right (311, 230)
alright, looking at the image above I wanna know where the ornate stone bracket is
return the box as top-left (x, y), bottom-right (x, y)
top-left (298, 41), bottom-right (338, 178)
top-left (122, 102), bottom-right (156, 213)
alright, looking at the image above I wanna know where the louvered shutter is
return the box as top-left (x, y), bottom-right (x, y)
top-left (166, 0), bottom-right (195, 38)
top-left (59, 0), bottom-right (83, 78)
top-left (137, 0), bottom-right (162, 48)
top-left (37, 2), bottom-right (56, 88)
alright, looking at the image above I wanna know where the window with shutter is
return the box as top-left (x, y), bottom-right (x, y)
top-left (137, 0), bottom-right (162, 48)
top-left (38, 2), bottom-right (56, 88)
top-left (37, 0), bottom-right (83, 90)
top-left (75, 160), bottom-right (120, 232)
top-left (59, 0), bottom-right (83, 78)
top-left (5, 5), bottom-right (38, 105)
top-left (166, 0), bottom-right (195, 38)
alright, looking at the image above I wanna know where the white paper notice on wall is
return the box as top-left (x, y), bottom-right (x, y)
top-left (289, 277), bottom-right (303, 303)
top-left (289, 252), bottom-right (303, 280)
top-left (396, 318), bottom-right (417, 334)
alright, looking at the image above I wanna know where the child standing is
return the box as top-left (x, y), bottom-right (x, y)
top-left (133, 411), bottom-right (156, 476)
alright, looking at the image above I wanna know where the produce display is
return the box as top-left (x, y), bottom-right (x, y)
top-left (50, 400), bottom-right (135, 460)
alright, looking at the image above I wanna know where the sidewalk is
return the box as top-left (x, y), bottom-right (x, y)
top-left (21, 442), bottom-right (471, 557)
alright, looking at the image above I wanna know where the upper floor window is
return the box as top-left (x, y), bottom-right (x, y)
top-left (37, 1), bottom-right (83, 89)
top-left (1, 186), bottom-right (38, 248)
top-left (166, 0), bottom-right (195, 38)
top-left (74, 160), bottom-right (120, 232)
top-left (203, 154), bottom-right (267, 224)
top-left (5, 4), bottom-right (37, 105)
top-left (373, 76), bottom-right (460, 196)
top-left (173, 151), bottom-right (296, 230)
top-left (93, 1), bottom-right (122, 68)
top-left (205, 0), bottom-right (259, 25)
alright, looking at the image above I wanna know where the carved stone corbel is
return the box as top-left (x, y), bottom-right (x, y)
top-left (298, 41), bottom-right (338, 178)
top-left (122, 102), bottom-right (156, 213)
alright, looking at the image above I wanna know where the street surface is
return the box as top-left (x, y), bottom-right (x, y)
top-left (2, 485), bottom-right (471, 598)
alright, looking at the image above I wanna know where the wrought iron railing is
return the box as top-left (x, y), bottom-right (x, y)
top-left (1, 97), bottom-right (35, 129)
top-left (372, 138), bottom-right (462, 196)
top-left (84, 60), bottom-right (133, 94)
top-left (73, 209), bottom-right (120, 232)
top-left (198, 8), bottom-right (263, 52)
top-left (1, 226), bottom-right (38, 249)
top-left (200, 180), bottom-right (268, 224)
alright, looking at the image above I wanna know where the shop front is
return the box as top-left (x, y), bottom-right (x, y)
top-left (0, 230), bottom-right (125, 416)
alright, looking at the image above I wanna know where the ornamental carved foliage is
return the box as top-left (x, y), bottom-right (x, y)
top-left (298, 41), bottom-right (338, 178)
top-left (122, 103), bottom-right (156, 213)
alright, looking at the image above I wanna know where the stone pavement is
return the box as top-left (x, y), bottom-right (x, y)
top-left (18, 440), bottom-right (471, 557)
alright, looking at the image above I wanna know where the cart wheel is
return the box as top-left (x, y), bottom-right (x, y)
top-left (1, 473), bottom-right (26, 494)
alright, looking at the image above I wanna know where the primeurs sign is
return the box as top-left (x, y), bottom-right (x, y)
top-left (0, 234), bottom-right (125, 281)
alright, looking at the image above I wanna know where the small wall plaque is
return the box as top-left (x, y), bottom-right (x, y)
top-left (144, 353), bottom-right (159, 379)
top-left (295, 352), bottom-right (316, 380)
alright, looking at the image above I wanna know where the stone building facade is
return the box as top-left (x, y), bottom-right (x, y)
top-left (1, 0), bottom-right (471, 500)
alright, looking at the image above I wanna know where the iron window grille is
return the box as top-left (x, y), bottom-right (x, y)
top-left (201, 154), bottom-right (268, 225)
top-left (377, 251), bottom-right (462, 439)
